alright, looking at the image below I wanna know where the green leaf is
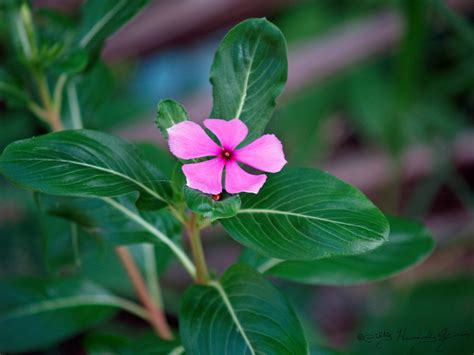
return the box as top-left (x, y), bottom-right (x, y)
top-left (184, 186), bottom-right (241, 221)
top-left (180, 264), bottom-right (308, 354)
top-left (242, 216), bottom-right (434, 285)
top-left (210, 18), bottom-right (288, 143)
top-left (38, 192), bottom-right (184, 286)
top-left (38, 193), bottom-right (180, 247)
top-left (39, 211), bottom-right (86, 275)
top-left (76, 0), bottom-right (149, 52)
top-left (155, 99), bottom-right (189, 140)
top-left (0, 277), bottom-right (145, 352)
top-left (37, 193), bottom-right (196, 278)
top-left (0, 129), bottom-right (171, 209)
top-left (136, 142), bottom-right (176, 178)
top-left (84, 329), bottom-right (181, 355)
top-left (221, 168), bottom-right (389, 260)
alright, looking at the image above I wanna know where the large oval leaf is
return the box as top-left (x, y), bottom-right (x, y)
top-left (210, 18), bottom-right (288, 143)
top-left (0, 278), bottom-right (143, 352)
top-left (38, 193), bottom-right (195, 278)
top-left (221, 168), bottom-right (389, 260)
top-left (39, 193), bottom-right (180, 246)
top-left (0, 129), bottom-right (170, 209)
top-left (180, 264), bottom-right (308, 354)
top-left (242, 216), bottom-right (434, 285)
top-left (38, 192), bottom-right (184, 288)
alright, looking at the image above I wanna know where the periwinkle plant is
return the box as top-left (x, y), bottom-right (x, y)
top-left (0, 2), bottom-right (434, 353)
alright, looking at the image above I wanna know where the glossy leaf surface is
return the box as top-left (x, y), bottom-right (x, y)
top-left (242, 217), bottom-right (434, 285)
top-left (210, 18), bottom-right (288, 143)
top-left (180, 264), bottom-right (308, 354)
top-left (0, 129), bottom-right (171, 209)
top-left (222, 168), bottom-right (389, 260)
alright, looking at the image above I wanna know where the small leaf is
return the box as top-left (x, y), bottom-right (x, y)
top-left (184, 186), bottom-right (241, 221)
top-left (0, 278), bottom-right (126, 352)
top-left (0, 129), bottom-right (171, 209)
top-left (242, 216), bottom-right (435, 285)
top-left (76, 0), bottom-right (149, 52)
top-left (210, 18), bottom-right (288, 143)
top-left (221, 168), bottom-right (389, 260)
top-left (155, 99), bottom-right (189, 140)
top-left (180, 264), bottom-right (309, 354)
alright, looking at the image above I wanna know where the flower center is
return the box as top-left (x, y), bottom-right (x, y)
top-left (221, 149), bottom-right (233, 160)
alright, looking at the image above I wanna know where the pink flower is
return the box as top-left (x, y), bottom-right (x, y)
top-left (167, 118), bottom-right (287, 195)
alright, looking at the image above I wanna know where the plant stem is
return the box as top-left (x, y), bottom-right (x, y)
top-left (116, 246), bottom-right (173, 340)
top-left (54, 74), bottom-right (68, 113)
top-left (67, 80), bottom-right (83, 129)
top-left (187, 214), bottom-right (209, 284)
top-left (30, 70), bottom-right (64, 131)
top-left (50, 111), bottom-right (64, 131)
top-left (34, 71), bottom-right (53, 110)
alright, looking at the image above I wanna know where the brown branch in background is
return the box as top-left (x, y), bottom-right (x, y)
top-left (116, 246), bottom-right (174, 340)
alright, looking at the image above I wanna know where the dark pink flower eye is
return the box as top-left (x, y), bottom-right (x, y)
top-left (222, 150), bottom-right (232, 159)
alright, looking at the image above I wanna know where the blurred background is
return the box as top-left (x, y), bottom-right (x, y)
top-left (1, 0), bottom-right (473, 353)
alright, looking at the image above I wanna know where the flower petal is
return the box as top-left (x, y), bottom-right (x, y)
top-left (167, 121), bottom-right (221, 160)
top-left (225, 160), bottom-right (267, 194)
top-left (204, 118), bottom-right (248, 150)
top-left (182, 157), bottom-right (225, 194)
top-left (234, 134), bottom-right (287, 173)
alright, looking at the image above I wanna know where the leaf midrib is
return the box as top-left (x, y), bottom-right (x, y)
top-left (234, 31), bottom-right (262, 119)
top-left (4, 157), bottom-right (166, 202)
top-left (101, 198), bottom-right (196, 278)
top-left (209, 280), bottom-right (256, 355)
top-left (237, 208), bottom-right (384, 237)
